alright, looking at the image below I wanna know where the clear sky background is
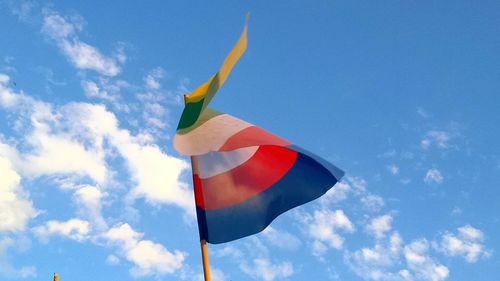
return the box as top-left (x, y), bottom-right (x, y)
top-left (1, 1), bottom-right (499, 280)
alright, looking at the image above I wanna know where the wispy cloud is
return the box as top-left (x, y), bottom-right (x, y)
top-left (240, 258), bottom-right (294, 281)
top-left (261, 226), bottom-right (302, 251)
top-left (417, 107), bottom-right (430, 119)
top-left (32, 219), bottom-right (90, 242)
top-left (366, 214), bottom-right (393, 239)
top-left (81, 80), bottom-right (119, 101)
top-left (387, 164), bottom-right (399, 175)
top-left (0, 237), bottom-right (37, 278)
top-left (0, 78), bottom-right (109, 183)
top-left (1, 72), bottom-right (191, 277)
top-left (0, 74), bottom-right (192, 212)
top-left (213, 236), bottom-right (295, 281)
top-left (345, 232), bottom-right (407, 281)
top-left (104, 223), bottom-right (186, 277)
top-left (424, 168), bottom-right (444, 184)
top-left (144, 67), bottom-right (165, 90)
top-left (421, 131), bottom-right (451, 150)
top-left (360, 194), bottom-right (385, 212)
top-left (320, 176), bottom-right (367, 206)
top-left (404, 239), bottom-right (449, 281)
top-left (434, 225), bottom-right (491, 263)
top-left (41, 12), bottom-right (123, 76)
top-left (346, 232), bottom-right (450, 281)
top-left (0, 155), bottom-right (37, 233)
top-left (73, 185), bottom-right (108, 231)
top-left (301, 209), bottom-right (355, 256)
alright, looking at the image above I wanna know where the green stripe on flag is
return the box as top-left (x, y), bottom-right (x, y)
top-left (176, 17), bottom-right (248, 132)
top-left (177, 98), bottom-right (205, 130)
top-left (177, 107), bottom-right (224, 134)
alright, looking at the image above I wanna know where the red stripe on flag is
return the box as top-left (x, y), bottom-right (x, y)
top-left (193, 173), bottom-right (205, 208)
top-left (219, 126), bottom-right (291, 151)
top-left (196, 145), bottom-right (297, 210)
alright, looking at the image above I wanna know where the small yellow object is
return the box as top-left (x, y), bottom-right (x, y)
top-left (54, 272), bottom-right (59, 281)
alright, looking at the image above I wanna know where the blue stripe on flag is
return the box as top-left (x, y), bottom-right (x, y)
top-left (196, 149), bottom-right (344, 244)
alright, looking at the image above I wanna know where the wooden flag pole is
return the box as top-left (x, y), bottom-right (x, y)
top-left (184, 94), bottom-right (211, 281)
top-left (200, 239), bottom-right (211, 281)
top-left (190, 155), bottom-right (211, 281)
top-left (192, 156), bottom-right (211, 281)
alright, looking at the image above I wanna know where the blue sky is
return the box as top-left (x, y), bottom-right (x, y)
top-left (1, 1), bottom-right (499, 280)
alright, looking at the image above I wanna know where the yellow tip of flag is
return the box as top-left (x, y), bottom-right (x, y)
top-left (54, 272), bottom-right (59, 281)
top-left (184, 15), bottom-right (249, 103)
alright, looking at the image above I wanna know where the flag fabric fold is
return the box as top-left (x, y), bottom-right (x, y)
top-left (177, 17), bottom-right (248, 133)
top-left (174, 18), bottom-right (344, 244)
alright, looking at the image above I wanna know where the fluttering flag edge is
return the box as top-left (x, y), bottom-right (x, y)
top-left (194, 145), bottom-right (344, 244)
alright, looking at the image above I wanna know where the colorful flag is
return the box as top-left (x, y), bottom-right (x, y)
top-left (174, 20), bottom-right (344, 244)
top-left (176, 17), bottom-right (247, 133)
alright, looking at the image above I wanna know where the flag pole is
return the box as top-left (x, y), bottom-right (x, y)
top-left (184, 95), bottom-right (211, 281)
top-left (200, 238), bottom-right (211, 281)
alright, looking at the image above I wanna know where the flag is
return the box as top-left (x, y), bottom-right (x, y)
top-left (176, 16), bottom-right (247, 133)
top-left (174, 19), bottom-right (344, 244)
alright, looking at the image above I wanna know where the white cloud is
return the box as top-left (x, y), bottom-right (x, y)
top-left (0, 78), bottom-right (192, 213)
top-left (421, 131), bottom-right (450, 150)
top-left (451, 207), bottom-right (462, 216)
top-left (212, 245), bottom-right (243, 259)
top-left (81, 80), bottom-right (116, 101)
top-left (42, 13), bottom-right (122, 76)
top-left (347, 231), bottom-right (452, 281)
top-left (106, 254), bottom-right (120, 265)
top-left (303, 209), bottom-right (354, 255)
top-left (135, 78), bottom-right (171, 135)
top-left (400, 178), bottom-right (411, 185)
top-left (457, 225), bottom-right (483, 240)
top-left (23, 130), bottom-right (107, 183)
top-left (321, 181), bottom-right (351, 204)
top-left (320, 175), bottom-right (367, 206)
top-left (32, 219), bottom-right (90, 242)
top-left (9, 1), bottom-right (38, 23)
top-left (65, 102), bottom-right (191, 211)
top-left (74, 185), bottom-right (107, 230)
top-left (104, 223), bottom-right (185, 277)
top-left (344, 232), bottom-right (406, 281)
top-left (366, 215), bottom-right (393, 239)
top-left (0, 156), bottom-right (37, 232)
top-left (128, 240), bottom-right (185, 277)
top-left (193, 268), bottom-right (227, 281)
top-left (74, 185), bottom-right (103, 210)
top-left (0, 73), bottom-right (9, 83)
top-left (404, 239), bottom-right (449, 281)
top-left (424, 169), bottom-right (443, 184)
top-left (387, 164), bottom-right (399, 175)
top-left (378, 150), bottom-right (397, 159)
top-left (240, 258), bottom-right (294, 281)
top-left (434, 225), bottom-right (490, 263)
top-left (15, 266), bottom-right (37, 278)
top-left (144, 67), bottom-right (165, 90)
top-left (261, 226), bottom-right (301, 250)
top-left (81, 78), bottom-right (130, 105)
top-left (0, 237), bottom-right (37, 278)
top-left (347, 175), bottom-right (368, 193)
top-left (214, 237), bottom-right (294, 281)
top-left (0, 79), bottom-right (109, 184)
top-left (360, 194), bottom-right (385, 212)
top-left (112, 130), bottom-right (192, 210)
top-left (2, 75), bottom-right (189, 276)
top-left (417, 107), bottom-right (430, 118)
top-left (0, 74), bottom-right (24, 107)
